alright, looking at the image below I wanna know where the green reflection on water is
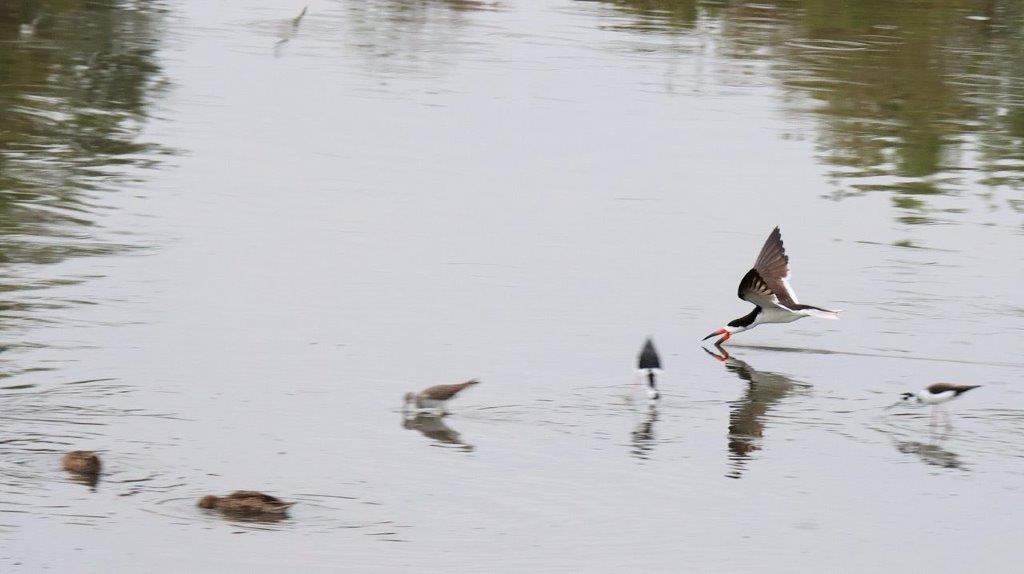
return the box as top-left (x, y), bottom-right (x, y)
top-left (0, 1), bottom-right (168, 371)
top-left (337, 0), bottom-right (501, 78)
top-left (593, 0), bottom-right (1024, 222)
top-left (0, 1), bottom-right (167, 265)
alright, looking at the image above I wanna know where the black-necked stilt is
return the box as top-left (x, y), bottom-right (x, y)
top-left (900, 382), bottom-right (981, 406)
top-left (403, 379), bottom-right (480, 414)
top-left (894, 382), bottom-right (980, 426)
top-left (703, 227), bottom-right (841, 347)
top-left (638, 338), bottom-right (662, 400)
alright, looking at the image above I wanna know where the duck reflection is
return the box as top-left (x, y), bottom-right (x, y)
top-left (402, 414), bottom-right (473, 452)
top-left (66, 471), bottom-right (101, 489)
top-left (704, 347), bottom-right (801, 479)
top-left (629, 404), bottom-right (659, 461)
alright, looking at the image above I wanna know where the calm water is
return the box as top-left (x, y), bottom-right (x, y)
top-left (2, 0), bottom-right (1023, 571)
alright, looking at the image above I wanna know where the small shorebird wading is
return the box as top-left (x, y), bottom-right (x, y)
top-left (893, 383), bottom-right (980, 426)
top-left (403, 379), bottom-right (480, 414)
top-left (899, 382), bottom-right (981, 406)
top-left (703, 226), bottom-right (841, 347)
top-left (637, 338), bottom-right (662, 400)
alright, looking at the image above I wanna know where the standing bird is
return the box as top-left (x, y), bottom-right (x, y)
top-left (403, 379), bottom-right (479, 414)
top-left (703, 227), bottom-right (841, 347)
top-left (637, 338), bottom-right (662, 400)
top-left (895, 383), bottom-right (980, 426)
top-left (899, 383), bottom-right (981, 406)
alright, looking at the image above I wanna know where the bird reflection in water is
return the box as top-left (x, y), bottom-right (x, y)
top-left (273, 6), bottom-right (307, 56)
top-left (894, 440), bottom-right (965, 470)
top-left (402, 414), bottom-right (473, 452)
top-left (881, 421), bottom-right (967, 470)
top-left (704, 347), bottom-right (802, 479)
top-left (629, 404), bottom-right (659, 461)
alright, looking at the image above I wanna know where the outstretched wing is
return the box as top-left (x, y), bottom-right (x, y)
top-left (737, 268), bottom-right (789, 310)
top-left (750, 226), bottom-right (799, 308)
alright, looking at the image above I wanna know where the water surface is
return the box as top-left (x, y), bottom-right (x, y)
top-left (2, 1), bottom-right (1023, 571)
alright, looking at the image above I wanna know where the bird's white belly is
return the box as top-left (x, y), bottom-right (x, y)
top-left (415, 398), bottom-right (447, 410)
top-left (755, 307), bottom-right (804, 325)
top-left (919, 391), bottom-right (956, 405)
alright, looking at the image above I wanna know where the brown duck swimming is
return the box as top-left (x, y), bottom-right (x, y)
top-left (403, 379), bottom-right (480, 414)
top-left (61, 451), bottom-right (101, 475)
top-left (197, 491), bottom-right (296, 515)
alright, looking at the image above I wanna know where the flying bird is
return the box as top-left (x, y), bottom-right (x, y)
top-left (637, 338), bottom-right (662, 400)
top-left (704, 227), bottom-right (841, 346)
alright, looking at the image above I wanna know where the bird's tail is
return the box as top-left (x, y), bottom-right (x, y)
top-left (797, 305), bottom-right (842, 320)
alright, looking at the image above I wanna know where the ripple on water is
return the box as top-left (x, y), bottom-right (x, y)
top-left (784, 38), bottom-right (872, 52)
top-left (0, 377), bottom-right (185, 529)
top-left (868, 407), bottom-right (1024, 471)
top-left (147, 494), bottom-right (409, 539)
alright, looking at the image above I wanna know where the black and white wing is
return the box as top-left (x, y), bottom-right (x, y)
top-left (737, 227), bottom-right (798, 309)
top-left (736, 268), bottom-right (787, 310)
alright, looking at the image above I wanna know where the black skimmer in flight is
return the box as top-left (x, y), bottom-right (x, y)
top-left (637, 338), bottom-right (662, 400)
top-left (703, 227), bottom-right (841, 347)
top-left (403, 379), bottom-right (479, 415)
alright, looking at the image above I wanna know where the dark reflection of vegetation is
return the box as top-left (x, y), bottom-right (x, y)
top-left (0, 1), bottom-right (167, 359)
top-left (337, 0), bottom-right (499, 77)
top-left (588, 0), bottom-right (1024, 221)
top-left (705, 348), bottom-right (801, 479)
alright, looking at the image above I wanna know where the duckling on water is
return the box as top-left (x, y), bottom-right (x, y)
top-left (197, 491), bottom-right (295, 515)
top-left (61, 451), bottom-right (101, 475)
